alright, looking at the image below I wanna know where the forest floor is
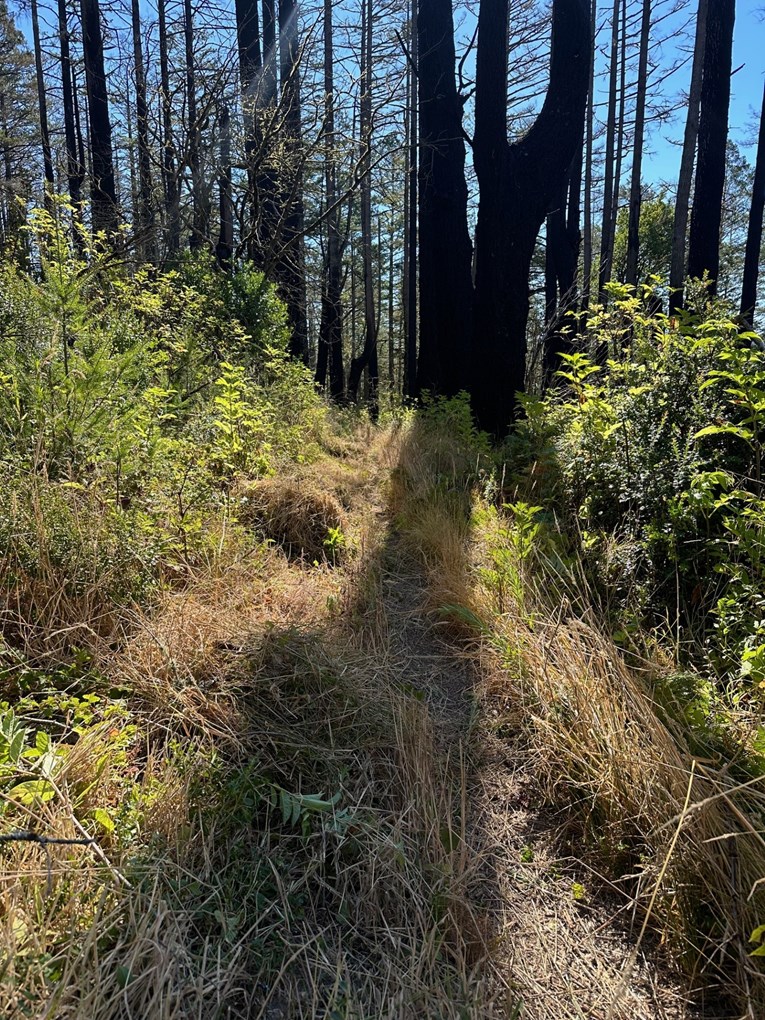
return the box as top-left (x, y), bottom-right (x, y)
top-left (2, 419), bottom-right (735, 1018)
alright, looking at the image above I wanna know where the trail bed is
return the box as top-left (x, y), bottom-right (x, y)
top-left (352, 445), bottom-right (714, 1019)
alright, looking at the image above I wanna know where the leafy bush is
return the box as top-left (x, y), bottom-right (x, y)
top-left (518, 283), bottom-right (765, 689)
top-left (0, 200), bottom-right (326, 659)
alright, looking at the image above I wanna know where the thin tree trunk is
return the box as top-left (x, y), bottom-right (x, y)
top-left (31, 0), bottom-right (55, 202)
top-left (740, 80), bottom-right (765, 326)
top-left (348, 0), bottom-right (378, 410)
top-left (216, 104), bottom-right (234, 268)
top-left (625, 0), bottom-right (651, 287)
top-left (388, 210), bottom-right (395, 391)
top-left (316, 0), bottom-right (344, 398)
top-left (58, 0), bottom-right (85, 215)
top-left (610, 0), bottom-right (626, 247)
top-left (669, 0), bottom-right (708, 311)
top-left (234, 0), bottom-right (262, 258)
top-left (183, 0), bottom-right (204, 247)
top-left (416, 0), bottom-right (474, 398)
top-left (582, 0), bottom-right (596, 307)
top-left (72, 58), bottom-right (87, 197)
top-left (350, 227), bottom-right (357, 362)
top-left (158, 0), bottom-right (180, 255)
top-left (687, 0), bottom-right (734, 293)
top-left (126, 93), bottom-right (138, 230)
top-left (81, 0), bottom-right (118, 234)
top-left (278, 0), bottom-right (308, 361)
top-left (598, 0), bottom-right (621, 298)
top-left (131, 0), bottom-right (154, 260)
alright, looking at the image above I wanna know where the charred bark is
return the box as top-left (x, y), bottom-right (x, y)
top-left (415, 0), bottom-right (474, 398)
top-left (315, 0), bottom-right (345, 399)
top-left (740, 80), bottom-right (765, 327)
top-left (687, 0), bottom-right (734, 293)
top-left (669, 0), bottom-right (708, 311)
top-left (472, 0), bottom-right (591, 436)
top-left (81, 0), bottom-right (118, 234)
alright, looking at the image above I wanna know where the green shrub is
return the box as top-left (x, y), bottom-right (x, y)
top-left (0, 200), bottom-right (326, 658)
top-left (519, 284), bottom-right (765, 690)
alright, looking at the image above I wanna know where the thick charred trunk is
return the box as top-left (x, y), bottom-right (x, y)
top-left (687, 0), bottom-right (734, 292)
top-left (403, 0), bottom-right (418, 398)
top-left (415, 0), bottom-right (474, 398)
top-left (543, 163), bottom-right (582, 383)
top-left (472, 0), bottom-right (591, 436)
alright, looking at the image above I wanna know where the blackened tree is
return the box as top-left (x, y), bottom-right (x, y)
top-left (471, 0), bottom-right (591, 436)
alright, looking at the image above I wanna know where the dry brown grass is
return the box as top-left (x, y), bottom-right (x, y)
top-left (236, 477), bottom-right (346, 562)
top-left (0, 424), bottom-right (510, 1019)
top-left (392, 418), bottom-right (765, 1018)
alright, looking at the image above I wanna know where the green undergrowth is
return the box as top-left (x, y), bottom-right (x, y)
top-left (0, 201), bottom-right (329, 664)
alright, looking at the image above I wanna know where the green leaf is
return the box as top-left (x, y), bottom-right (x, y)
top-left (115, 965), bottom-right (133, 988)
top-left (92, 808), bottom-right (115, 833)
top-left (8, 729), bottom-right (26, 764)
top-left (11, 779), bottom-right (56, 805)
top-left (694, 425), bottom-right (754, 442)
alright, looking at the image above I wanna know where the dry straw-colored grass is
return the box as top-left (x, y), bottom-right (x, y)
top-left (392, 418), bottom-right (765, 1018)
top-left (1, 426), bottom-right (508, 1019)
top-left (236, 477), bottom-right (346, 561)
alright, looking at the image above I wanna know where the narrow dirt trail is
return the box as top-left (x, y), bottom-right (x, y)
top-left (359, 434), bottom-right (709, 1020)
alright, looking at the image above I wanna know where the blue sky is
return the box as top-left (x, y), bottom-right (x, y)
top-left (18, 0), bottom-right (764, 192)
top-left (644, 0), bottom-right (764, 185)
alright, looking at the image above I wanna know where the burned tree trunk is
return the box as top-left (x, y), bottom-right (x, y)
top-left (687, 0), bottom-right (734, 293)
top-left (740, 80), bottom-right (765, 327)
top-left (81, 0), bottom-right (118, 234)
top-left (472, 0), bottom-right (591, 436)
top-left (625, 0), bottom-right (651, 287)
top-left (316, 0), bottom-right (345, 399)
top-left (415, 0), bottom-right (474, 398)
top-left (669, 0), bottom-right (708, 311)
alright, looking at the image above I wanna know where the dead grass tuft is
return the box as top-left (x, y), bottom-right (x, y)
top-left (237, 477), bottom-right (346, 561)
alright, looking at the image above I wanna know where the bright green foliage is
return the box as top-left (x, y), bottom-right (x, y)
top-left (0, 200), bottom-right (326, 654)
top-left (520, 285), bottom-right (765, 692)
